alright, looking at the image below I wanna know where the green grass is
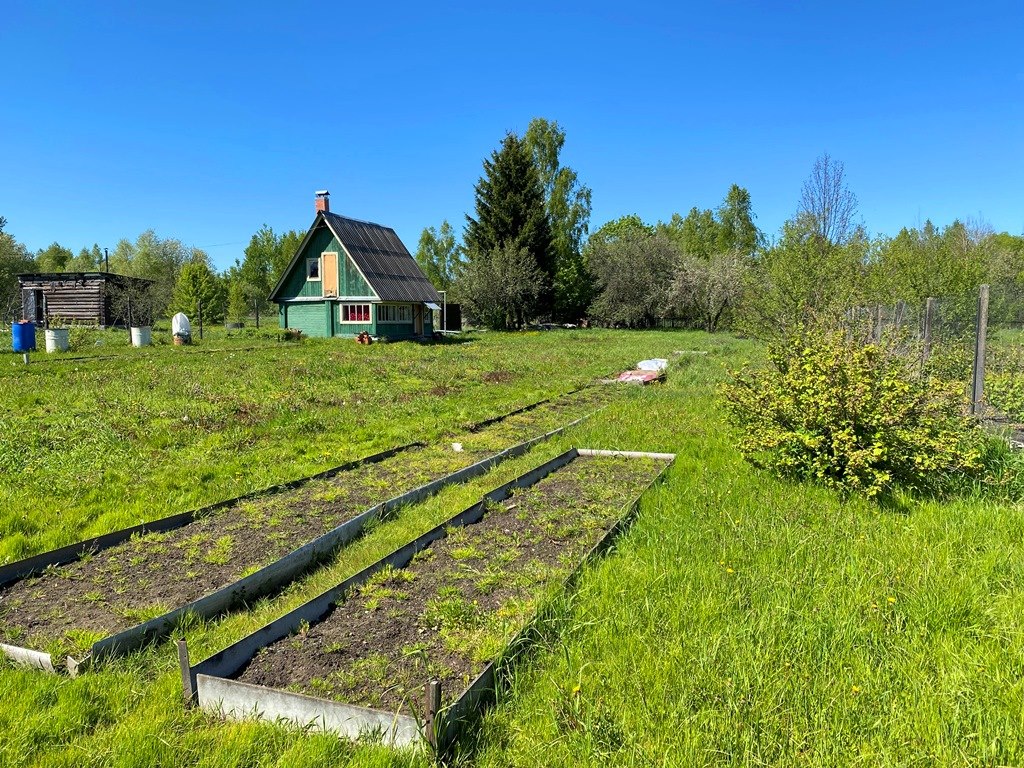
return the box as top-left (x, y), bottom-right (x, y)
top-left (2, 329), bottom-right (1023, 766)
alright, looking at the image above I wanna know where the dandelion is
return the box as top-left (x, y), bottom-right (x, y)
top-left (852, 685), bottom-right (861, 694)
top-left (726, 568), bottom-right (735, 574)
top-left (887, 597), bottom-right (896, 604)
top-left (571, 684), bottom-right (581, 697)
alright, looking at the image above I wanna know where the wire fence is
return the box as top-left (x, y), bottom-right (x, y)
top-left (846, 284), bottom-right (1024, 426)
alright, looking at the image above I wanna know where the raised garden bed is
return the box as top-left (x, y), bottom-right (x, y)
top-left (186, 447), bottom-right (673, 753)
top-left (0, 387), bottom-right (613, 673)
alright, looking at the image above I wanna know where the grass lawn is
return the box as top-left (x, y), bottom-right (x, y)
top-left (1, 328), bottom-right (1023, 766)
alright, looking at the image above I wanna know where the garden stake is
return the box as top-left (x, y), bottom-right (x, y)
top-left (178, 638), bottom-right (195, 706)
top-left (426, 679), bottom-right (441, 751)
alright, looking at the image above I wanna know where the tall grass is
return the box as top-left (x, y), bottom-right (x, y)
top-left (2, 330), bottom-right (1023, 766)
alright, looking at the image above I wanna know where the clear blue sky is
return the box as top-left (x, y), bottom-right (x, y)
top-left (2, 1), bottom-right (1022, 270)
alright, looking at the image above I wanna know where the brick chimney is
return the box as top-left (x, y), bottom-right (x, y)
top-left (315, 189), bottom-right (330, 214)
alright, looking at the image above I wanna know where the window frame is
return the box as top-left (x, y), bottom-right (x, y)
top-left (340, 303), bottom-right (372, 323)
top-left (306, 257), bottom-right (321, 282)
top-left (378, 303), bottom-right (413, 324)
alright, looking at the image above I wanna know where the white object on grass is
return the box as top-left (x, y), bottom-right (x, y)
top-left (636, 358), bottom-right (668, 371)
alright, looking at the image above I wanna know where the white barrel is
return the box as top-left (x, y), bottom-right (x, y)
top-left (44, 328), bottom-right (69, 353)
top-left (131, 326), bottom-right (152, 347)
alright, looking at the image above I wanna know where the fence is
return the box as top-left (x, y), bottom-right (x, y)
top-left (847, 284), bottom-right (1024, 425)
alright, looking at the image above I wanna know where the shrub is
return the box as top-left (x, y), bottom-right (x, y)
top-left (988, 373), bottom-right (1024, 421)
top-left (986, 343), bottom-right (1024, 421)
top-left (721, 326), bottom-right (987, 497)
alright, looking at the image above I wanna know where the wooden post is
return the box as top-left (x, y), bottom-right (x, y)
top-left (425, 679), bottom-right (441, 752)
top-left (177, 638), bottom-right (195, 706)
top-left (197, 298), bottom-right (203, 341)
top-left (254, 300), bottom-right (260, 329)
top-left (971, 284), bottom-right (990, 416)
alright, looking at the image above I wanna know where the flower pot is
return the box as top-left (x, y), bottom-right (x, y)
top-left (44, 328), bottom-right (69, 353)
top-left (130, 326), bottom-right (152, 347)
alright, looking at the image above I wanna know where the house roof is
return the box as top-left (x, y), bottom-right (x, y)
top-left (269, 212), bottom-right (442, 304)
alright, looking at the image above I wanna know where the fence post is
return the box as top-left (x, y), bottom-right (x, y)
top-left (198, 298), bottom-right (203, 341)
top-left (971, 284), bottom-right (989, 416)
top-left (922, 297), bottom-right (936, 366)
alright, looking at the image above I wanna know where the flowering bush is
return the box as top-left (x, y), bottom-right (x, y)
top-left (722, 327), bottom-right (987, 497)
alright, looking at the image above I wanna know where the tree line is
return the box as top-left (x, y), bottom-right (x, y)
top-left (417, 127), bottom-right (1024, 334)
top-left (0, 218), bottom-right (303, 327)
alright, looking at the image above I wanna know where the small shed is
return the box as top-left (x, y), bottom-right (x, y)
top-left (269, 191), bottom-right (442, 339)
top-left (18, 272), bottom-right (155, 328)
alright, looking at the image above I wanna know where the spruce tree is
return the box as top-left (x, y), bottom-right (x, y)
top-left (464, 132), bottom-right (554, 318)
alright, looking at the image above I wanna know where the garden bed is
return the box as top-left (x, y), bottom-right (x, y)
top-left (0, 386), bottom-right (613, 670)
top-left (189, 448), bottom-right (672, 751)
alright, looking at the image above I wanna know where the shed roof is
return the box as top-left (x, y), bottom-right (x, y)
top-left (18, 272), bottom-right (154, 285)
top-left (269, 212), bottom-right (442, 304)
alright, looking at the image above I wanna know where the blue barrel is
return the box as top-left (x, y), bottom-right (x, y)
top-left (12, 321), bottom-right (36, 352)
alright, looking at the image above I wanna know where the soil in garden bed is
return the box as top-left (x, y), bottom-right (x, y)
top-left (233, 453), bottom-right (668, 714)
top-left (0, 387), bottom-right (614, 655)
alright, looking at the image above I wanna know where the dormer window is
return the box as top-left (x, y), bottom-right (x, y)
top-left (306, 257), bottom-right (321, 281)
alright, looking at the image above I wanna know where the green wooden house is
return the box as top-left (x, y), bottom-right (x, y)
top-left (269, 191), bottom-right (442, 339)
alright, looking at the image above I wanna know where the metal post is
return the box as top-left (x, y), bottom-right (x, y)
top-left (178, 638), bottom-right (195, 706)
top-left (425, 679), bottom-right (441, 751)
top-left (971, 284), bottom-right (990, 416)
top-left (104, 247), bottom-right (109, 272)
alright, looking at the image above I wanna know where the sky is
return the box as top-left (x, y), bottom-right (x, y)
top-left (1, 1), bottom-right (1022, 270)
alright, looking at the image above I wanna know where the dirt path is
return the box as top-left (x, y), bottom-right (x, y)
top-left (234, 453), bottom-right (668, 713)
top-left (0, 388), bottom-right (615, 653)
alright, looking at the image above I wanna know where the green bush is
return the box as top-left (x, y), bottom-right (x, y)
top-left (986, 342), bottom-right (1024, 421)
top-left (988, 373), bottom-right (1024, 421)
top-left (721, 326), bottom-right (987, 497)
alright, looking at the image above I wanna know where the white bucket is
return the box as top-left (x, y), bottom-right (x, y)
top-left (44, 328), bottom-right (69, 353)
top-left (131, 326), bottom-right (152, 347)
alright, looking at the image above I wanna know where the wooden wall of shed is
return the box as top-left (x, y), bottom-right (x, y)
top-left (19, 279), bottom-right (105, 326)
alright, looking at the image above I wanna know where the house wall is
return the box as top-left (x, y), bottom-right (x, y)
top-left (282, 302), bottom-right (329, 337)
top-left (276, 226), bottom-right (375, 301)
top-left (280, 300), bottom-right (435, 339)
